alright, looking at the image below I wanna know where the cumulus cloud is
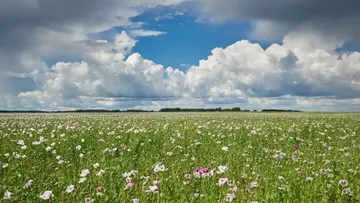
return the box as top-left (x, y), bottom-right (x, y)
top-left (16, 31), bottom-right (182, 110)
top-left (184, 33), bottom-right (360, 100)
top-left (3, 29), bottom-right (360, 111)
top-left (0, 0), bottom-right (189, 110)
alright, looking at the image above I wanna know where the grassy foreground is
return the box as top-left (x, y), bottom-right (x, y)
top-left (0, 113), bottom-right (359, 202)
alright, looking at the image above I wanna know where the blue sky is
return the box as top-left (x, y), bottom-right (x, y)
top-left (87, 4), bottom-right (277, 72)
top-left (3, 0), bottom-right (360, 111)
top-left (44, 2), bottom-right (359, 71)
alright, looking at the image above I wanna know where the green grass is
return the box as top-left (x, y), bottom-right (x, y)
top-left (1, 113), bottom-right (359, 202)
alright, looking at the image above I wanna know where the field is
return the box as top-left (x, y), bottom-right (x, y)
top-left (1, 112), bottom-right (360, 202)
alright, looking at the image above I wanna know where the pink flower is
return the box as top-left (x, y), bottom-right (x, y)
top-left (96, 186), bottom-right (103, 191)
top-left (66, 185), bottom-right (75, 193)
top-left (123, 145), bottom-right (128, 151)
top-left (218, 178), bottom-right (228, 186)
top-left (294, 143), bottom-right (300, 150)
top-left (278, 176), bottom-right (285, 181)
top-left (127, 182), bottom-right (134, 188)
top-left (147, 185), bottom-right (158, 193)
top-left (320, 169), bottom-right (327, 174)
top-left (132, 198), bottom-right (140, 203)
top-left (40, 191), bottom-right (53, 200)
top-left (296, 168), bottom-right (302, 173)
top-left (80, 169), bottom-right (90, 177)
top-left (3, 191), bottom-right (13, 199)
top-left (98, 139), bottom-right (105, 143)
top-left (179, 136), bottom-right (185, 139)
top-left (184, 173), bottom-right (191, 179)
top-left (194, 167), bottom-right (211, 178)
top-left (153, 180), bottom-right (160, 186)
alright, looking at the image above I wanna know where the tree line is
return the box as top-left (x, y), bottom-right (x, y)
top-left (0, 108), bottom-right (302, 113)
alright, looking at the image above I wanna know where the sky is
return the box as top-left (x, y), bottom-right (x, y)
top-left (1, 0), bottom-right (360, 111)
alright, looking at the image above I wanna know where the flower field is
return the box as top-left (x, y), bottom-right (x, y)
top-left (1, 113), bottom-right (359, 202)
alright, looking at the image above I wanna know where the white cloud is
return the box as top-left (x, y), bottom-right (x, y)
top-left (129, 29), bottom-right (167, 37)
top-left (184, 33), bottom-right (360, 101)
top-left (2, 31), bottom-right (360, 111)
top-left (15, 31), bottom-right (179, 110)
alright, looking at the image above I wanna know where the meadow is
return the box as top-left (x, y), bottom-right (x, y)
top-left (0, 112), bottom-right (359, 202)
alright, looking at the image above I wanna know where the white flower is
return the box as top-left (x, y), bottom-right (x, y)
top-left (56, 155), bottom-right (61, 160)
top-left (80, 169), bottom-right (90, 177)
top-left (306, 177), bottom-right (314, 182)
top-left (153, 163), bottom-right (167, 173)
top-left (21, 145), bottom-right (27, 150)
top-left (79, 153), bottom-right (84, 158)
top-left (279, 184), bottom-right (287, 190)
top-left (166, 152), bottom-right (173, 156)
top-left (40, 191), bottom-right (53, 200)
top-left (76, 145), bottom-right (81, 150)
top-left (250, 181), bottom-right (259, 188)
top-left (24, 180), bottom-right (33, 189)
top-left (341, 188), bottom-right (352, 195)
top-left (4, 153), bottom-right (9, 157)
top-left (339, 179), bottom-right (348, 187)
top-left (3, 191), bottom-right (13, 199)
top-left (45, 147), bottom-right (52, 151)
top-left (2, 163), bottom-right (8, 168)
top-left (279, 152), bottom-right (286, 159)
top-left (217, 165), bottom-right (228, 174)
top-left (97, 169), bottom-right (105, 176)
top-left (145, 186), bottom-right (158, 193)
top-left (58, 160), bottom-right (64, 165)
top-left (93, 163), bottom-right (99, 168)
top-left (85, 196), bottom-right (92, 203)
top-left (222, 146), bottom-right (229, 152)
top-left (66, 185), bottom-right (75, 193)
top-left (225, 193), bottom-right (235, 202)
top-left (78, 178), bottom-right (87, 183)
top-left (123, 172), bottom-right (132, 178)
top-left (17, 140), bottom-right (25, 145)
